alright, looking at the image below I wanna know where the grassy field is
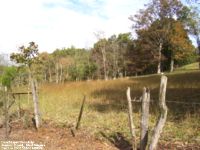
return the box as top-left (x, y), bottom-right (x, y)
top-left (175, 62), bottom-right (199, 71)
top-left (14, 69), bottom-right (200, 147)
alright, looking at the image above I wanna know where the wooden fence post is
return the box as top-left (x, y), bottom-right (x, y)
top-left (149, 75), bottom-right (168, 150)
top-left (140, 87), bottom-right (150, 150)
top-left (4, 86), bottom-right (9, 139)
top-left (31, 79), bottom-right (40, 129)
top-left (76, 95), bottom-right (86, 130)
top-left (126, 87), bottom-right (137, 150)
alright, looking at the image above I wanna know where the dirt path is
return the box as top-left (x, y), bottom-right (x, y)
top-left (0, 120), bottom-right (118, 150)
top-left (0, 120), bottom-right (199, 150)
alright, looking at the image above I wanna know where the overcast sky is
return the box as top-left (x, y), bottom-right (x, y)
top-left (0, 0), bottom-right (150, 53)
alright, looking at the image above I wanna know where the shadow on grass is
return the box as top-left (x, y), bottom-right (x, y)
top-left (90, 71), bottom-right (200, 119)
top-left (100, 132), bottom-right (132, 150)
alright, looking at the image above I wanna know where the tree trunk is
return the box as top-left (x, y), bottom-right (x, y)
top-left (101, 47), bottom-right (108, 80)
top-left (170, 58), bottom-right (174, 72)
top-left (56, 63), bottom-right (59, 84)
top-left (4, 87), bottom-right (9, 139)
top-left (48, 64), bottom-right (52, 83)
top-left (87, 55), bottom-right (91, 80)
top-left (113, 46), bottom-right (119, 79)
top-left (140, 87), bottom-right (150, 150)
top-left (59, 63), bottom-right (63, 83)
top-left (28, 74), bottom-right (31, 105)
top-left (196, 35), bottom-right (200, 69)
top-left (123, 60), bottom-right (126, 77)
top-left (149, 76), bottom-right (168, 150)
top-left (44, 73), bottom-right (47, 82)
top-left (126, 87), bottom-right (137, 150)
top-left (31, 78), bottom-right (40, 129)
top-left (157, 43), bottom-right (163, 74)
top-left (115, 59), bottom-right (119, 78)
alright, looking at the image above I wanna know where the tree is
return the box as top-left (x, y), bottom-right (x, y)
top-left (93, 31), bottom-right (109, 80)
top-left (127, 39), bottom-right (156, 75)
top-left (37, 52), bottom-right (54, 83)
top-left (132, 18), bottom-right (171, 74)
top-left (91, 38), bottom-right (109, 80)
top-left (178, 6), bottom-right (200, 68)
top-left (168, 20), bottom-right (195, 72)
top-left (10, 42), bottom-right (41, 129)
top-left (0, 66), bottom-right (17, 138)
top-left (116, 33), bottom-right (133, 77)
top-left (107, 35), bottom-right (119, 78)
top-left (130, 0), bottom-right (183, 30)
top-left (130, 0), bottom-right (184, 73)
top-left (91, 33), bottom-right (133, 79)
top-left (1, 67), bottom-right (17, 88)
top-left (51, 47), bottom-right (96, 81)
top-left (129, 17), bottom-right (195, 74)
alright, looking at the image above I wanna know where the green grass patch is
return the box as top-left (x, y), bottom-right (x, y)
top-left (175, 62), bottom-right (199, 71)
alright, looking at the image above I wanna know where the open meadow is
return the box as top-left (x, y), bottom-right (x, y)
top-left (0, 0), bottom-right (200, 149)
top-left (3, 69), bottom-right (199, 149)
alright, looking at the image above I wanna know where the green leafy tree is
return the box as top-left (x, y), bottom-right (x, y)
top-left (115, 33), bottom-right (133, 77)
top-left (178, 6), bottom-right (200, 68)
top-left (91, 39), bottom-right (109, 79)
top-left (10, 42), bottom-right (41, 129)
top-left (168, 20), bottom-right (195, 72)
top-left (10, 42), bottom-right (39, 67)
top-left (37, 52), bottom-right (54, 83)
top-left (1, 67), bottom-right (17, 88)
top-left (130, 0), bottom-right (185, 73)
top-left (129, 18), bottom-right (195, 74)
top-left (133, 18), bottom-right (171, 73)
top-left (0, 66), bottom-right (17, 139)
top-left (51, 47), bottom-right (96, 81)
top-left (91, 33), bottom-right (133, 79)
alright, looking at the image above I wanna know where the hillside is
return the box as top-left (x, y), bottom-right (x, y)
top-left (175, 62), bottom-right (199, 71)
top-left (1, 70), bottom-right (200, 149)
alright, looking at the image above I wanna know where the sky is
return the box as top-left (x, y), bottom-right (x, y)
top-left (0, 0), bottom-right (149, 53)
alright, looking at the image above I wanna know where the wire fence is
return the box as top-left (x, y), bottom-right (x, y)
top-left (131, 98), bottom-right (200, 105)
top-left (130, 92), bottom-right (200, 105)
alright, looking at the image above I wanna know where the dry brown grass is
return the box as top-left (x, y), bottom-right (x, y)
top-left (13, 71), bottom-right (200, 145)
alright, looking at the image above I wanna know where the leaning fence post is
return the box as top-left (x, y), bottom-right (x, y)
top-left (3, 86), bottom-right (9, 139)
top-left (126, 87), bottom-right (137, 150)
top-left (149, 75), bottom-right (168, 150)
top-left (76, 95), bottom-right (86, 130)
top-left (140, 87), bottom-right (150, 150)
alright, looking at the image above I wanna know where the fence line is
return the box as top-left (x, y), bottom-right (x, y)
top-left (166, 100), bottom-right (200, 105)
top-left (166, 93), bottom-right (200, 100)
top-left (99, 99), bottom-right (200, 108)
top-left (131, 98), bottom-right (200, 105)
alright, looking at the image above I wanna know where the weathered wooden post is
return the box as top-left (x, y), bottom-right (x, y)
top-left (76, 95), bottom-right (86, 130)
top-left (126, 87), bottom-right (137, 150)
top-left (140, 87), bottom-right (150, 150)
top-left (31, 79), bottom-right (40, 129)
top-left (16, 94), bottom-right (21, 118)
top-left (149, 75), bottom-right (168, 150)
top-left (4, 86), bottom-right (9, 139)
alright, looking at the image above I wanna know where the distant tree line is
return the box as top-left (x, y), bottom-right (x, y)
top-left (0, 0), bottom-right (199, 83)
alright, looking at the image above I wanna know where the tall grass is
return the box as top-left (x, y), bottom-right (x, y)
top-left (14, 71), bottom-right (200, 144)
